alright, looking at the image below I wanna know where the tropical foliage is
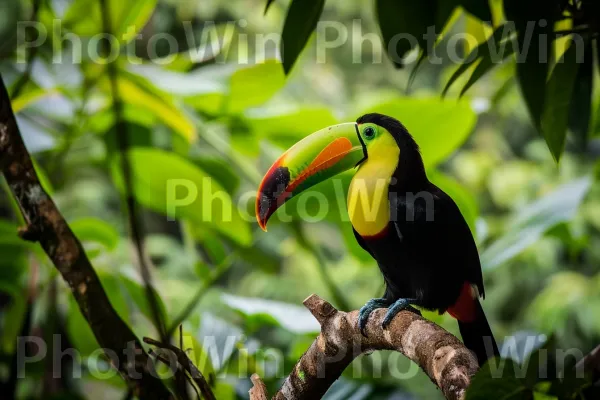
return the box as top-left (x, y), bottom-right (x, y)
top-left (0, 0), bottom-right (599, 399)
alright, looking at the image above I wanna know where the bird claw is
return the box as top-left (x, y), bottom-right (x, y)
top-left (358, 298), bottom-right (389, 336)
top-left (381, 298), bottom-right (418, 329)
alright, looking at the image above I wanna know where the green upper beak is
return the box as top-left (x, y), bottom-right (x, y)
top-left (256, 122), bottom-right (366, 231)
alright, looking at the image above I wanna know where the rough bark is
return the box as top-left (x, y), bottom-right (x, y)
top-left (250, 294), bottom-right (478, 400)
top-left (0, 75), bottom-right (172, 399)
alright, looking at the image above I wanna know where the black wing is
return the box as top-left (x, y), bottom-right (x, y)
top-left (391, 183), bottom-right (485, 299)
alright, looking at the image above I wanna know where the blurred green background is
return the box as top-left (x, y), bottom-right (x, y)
top-left (1, 0), bottom-right (599, 399)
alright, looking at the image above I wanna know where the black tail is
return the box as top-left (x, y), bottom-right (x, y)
top-left (458, 299), bottom-right (499, 366)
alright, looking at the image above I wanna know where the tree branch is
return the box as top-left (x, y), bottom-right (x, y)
top-left (0, 75), bottom-right (172, 399)
top-left (249, 294), bottom-right (478, 400)
top-left (144, 337), bottom-right (217, 400)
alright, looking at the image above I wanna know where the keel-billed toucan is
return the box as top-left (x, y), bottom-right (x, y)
top-left (256, 113), bottom-right (499, 365)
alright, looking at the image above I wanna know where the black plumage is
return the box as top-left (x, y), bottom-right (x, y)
top-left (354, 113), bottom-right (499, 365)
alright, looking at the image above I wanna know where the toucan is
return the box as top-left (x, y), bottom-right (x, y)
top-left (255, 113), bottom-right (499, 366)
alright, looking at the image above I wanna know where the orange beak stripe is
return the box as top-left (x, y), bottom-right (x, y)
top-left (286, 137), bottom-right (354, 193)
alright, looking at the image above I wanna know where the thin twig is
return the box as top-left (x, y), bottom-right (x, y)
top-left (144, 337), bottom-right (217, 400)
top-left (166, 253), bottom-right (236, 337)
top-left (98, 0), bottom-right (168, 343)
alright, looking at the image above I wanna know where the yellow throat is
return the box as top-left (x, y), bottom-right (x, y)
top-left (347, 132), bottom-right (400, 237)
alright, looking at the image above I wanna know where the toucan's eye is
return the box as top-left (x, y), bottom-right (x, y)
top-left (363, 126), bottom-right (376, 139)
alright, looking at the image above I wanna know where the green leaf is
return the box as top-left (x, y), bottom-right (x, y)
top-left (244, 106), bottom-right (338, 148)
top-left (443, 24), bottom-right (513, 97)
top-left (63, 0), bottom-right (157, 44)
top-left (193, 226), bottom-right (228, 265)
top-left (111, 148), bottom-right (252, 246)
top-left (0, 241), bottom-right (27, 283)
top-left (11, 85), bottom-right (57, 113)
top-left (115, 75), bottom-right (197, 143)
top-left (527, 272), bottom-right (589, 334)
top-left (235, 243), bottom-right (282, 274)
top-left (104, 122), bottom-right (153, 153)
top-left (0, 283), bottom-right (26, 353)
top-left (459, 41), bottom-right (515, 97)
top-left (227, 60), bottom-right (286, 113)
top-left (70, 218), bottom-right (120, 250)
top-left (222, 294), bottom-right (319, 333)
top-left (280, 0), bottom-right (325, 74)
top-left (508, 0), bottom-right (554, 129)
top-left (481, 177), bottom-right (591, 270)
top-left (459, 0), bottom-right (493, 22)
top-left (0, 0), bottom-right (21, 59)
top-left (376, 0), bottom-right (436, 67)
top-left (121, 275), bottom-right (168, 326)
top-left (466, 358), bottom-right (531, 400)
top-left (128, 64), bottom-right (229, 116)
top-left (568, 42), bottom-right (594, 150)
top-left (540, 40), bottom-right (581, 162)
top-left (192, 156), bottom-right (241, 195)
top-left (429, 170), bottom-right (479, 233)
top-left (356, 97), bottom-right (477, 168)
top-left (264, 0), bottom-right (276, 15)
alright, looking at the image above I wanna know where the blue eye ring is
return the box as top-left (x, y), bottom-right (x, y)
top-left (363, 126), bottom-right (376, 139)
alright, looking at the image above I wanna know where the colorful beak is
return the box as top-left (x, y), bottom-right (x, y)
top-left (256, 122), bottom-right (366, 231)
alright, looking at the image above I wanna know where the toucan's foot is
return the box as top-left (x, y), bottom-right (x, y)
top-left (358, 298), bottom-right (389, 336)
top-left (382, 298), bottom-right (418, 329)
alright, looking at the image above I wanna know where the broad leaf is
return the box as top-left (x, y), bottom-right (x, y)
top-left (505, 0), bottom-right (555, 128)
top-left (540, 40), bottom-right (581, 162)
top-left (466, 358), bottom-right (531, 400)
top-left (121, 274), bottom-right (168, 326)
top-left (356, 97), bottom-right (477, 168)
top-left (128, 63), bottom-right (230, 116)
top-left (192, 156), bottom-right (241, 195)
top-left (63, 0), bottom-right (157, 44)
top-left (222, 294), bottom-right (319, 333)
top-left (264, 0), bottom-right (276, 15)
top-left (11, 85), bottom-right (56, 113)
top-left (244, 106), bottom-right (338, 147)
top-left (527, 272), bottom-right (590, 334)
top-left (280, 0), bottom-right (325, 74)
top-left (114, 75), bottom-right (196, 142)
top-left (568, 41), bottom-right (594, 150)
top-left (429, 170), bottom-right (479, 233)
top-left (227, 60), bottom-right (285, 114)
top-left (111, 148), bottom-right (252, 246)
top-left (71, 218), bottom-right (120, 250)
top-left (459, 0), bottom-right (493, 23)
top-left (443, 24), bottom-right (514, 97)
top-left (0, 283), bottom-right (26, 353)
top-left (481, 177), bottom-right (591, 270)
top-left (376, 0), bottom-right (436, 67)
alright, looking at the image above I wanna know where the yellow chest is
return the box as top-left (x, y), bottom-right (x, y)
top-left (347, 146), bottom-right (399, 237)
